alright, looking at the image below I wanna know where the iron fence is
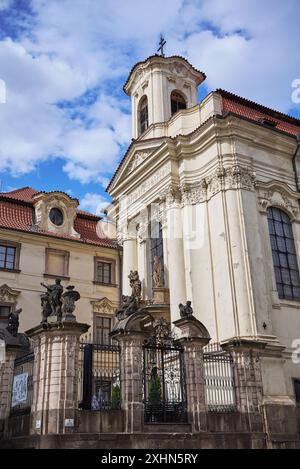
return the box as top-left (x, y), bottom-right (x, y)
top-left (78, 337), bottom-right (121, 410)
top-left (204, 342), bottom-right (236, 412)
top-left (143, 344), bottom-right (187, 423)
top-left (10, 350), bottom-right (34, 415)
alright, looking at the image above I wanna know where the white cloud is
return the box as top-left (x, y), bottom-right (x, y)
top-left (79, 192), bottom-right (110, 215)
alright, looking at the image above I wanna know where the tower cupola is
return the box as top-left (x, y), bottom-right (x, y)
top-left (124, 55), bottom-right (206, 139)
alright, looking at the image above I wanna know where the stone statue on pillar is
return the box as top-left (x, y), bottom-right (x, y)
top-left (62, 285), bottom-right (80, 322)
top-left (40, 279), bottom-right (63, 323)
top-left (179, 301), bottom-right (194, 318)
top-left (40, 280), bottom-right (80, 324)
top-left (115, 271), bottom-right (142, 321)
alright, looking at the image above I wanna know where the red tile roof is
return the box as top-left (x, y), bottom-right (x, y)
top-left (218, 89), bottom-right (300, 137)
top-left (0, 187), bottom-right (118, 249)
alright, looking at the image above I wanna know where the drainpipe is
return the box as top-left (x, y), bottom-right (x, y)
top-left (292, 134), bottom-right (300, 195)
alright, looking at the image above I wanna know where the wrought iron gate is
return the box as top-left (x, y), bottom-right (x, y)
top-left (143, 320), bottom-right (187, 423)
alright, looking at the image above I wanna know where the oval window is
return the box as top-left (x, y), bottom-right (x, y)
top-left (49, 207), bottom-right (64, 226)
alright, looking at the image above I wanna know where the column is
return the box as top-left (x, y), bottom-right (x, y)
top-left (122, 235), bottom-right (138, 296)
top-left (112, 331), bottom-right (147, 433)
top-left (165, 186), bottom-right (187, 321)
top-left (174, 316), bottom-right (210, 432)
top-left (28, 321), bottom-right (89, 435)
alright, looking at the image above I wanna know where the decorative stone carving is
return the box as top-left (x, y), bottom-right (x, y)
top-left (127, 164), bottom-right (170, 206)
top-left (181, 179), bottom-right (207, 205)
top-left (62, 286), bottom-right (80, 322)
top-left (127, 151), bottom-right (151, 173)
top-left (0, 284), bottom-right (20, 304)
top-left (91, 297), bottom-right (116, 316)
top-left (206, 164), bottom-right (256, 200)
top-left (256, 181), bottom-right (300, 219)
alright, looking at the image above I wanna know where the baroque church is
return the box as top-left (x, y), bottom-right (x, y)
top-left (107, 53), bottom-right (300, 412)
top-left (0, 50), bottom-right (300, 449)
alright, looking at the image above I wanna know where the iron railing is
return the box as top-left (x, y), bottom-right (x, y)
top-left (78, 338), bottom-right (121, 410)
top-left (204, 342), bottom-right (236, 412)
top-left (10, 350), bottom-right (34, 415)
top-left (143, 344), bottom-right (187, 423)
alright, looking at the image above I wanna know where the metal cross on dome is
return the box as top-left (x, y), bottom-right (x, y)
top-left (157, 34), bottom-right (166, 57)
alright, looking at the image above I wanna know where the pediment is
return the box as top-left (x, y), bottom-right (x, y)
top-left (91, 297), bottom-right (118, 315)
top-left (108, 140), bottom-right (164, 194)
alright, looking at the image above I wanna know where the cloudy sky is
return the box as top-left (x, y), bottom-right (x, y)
top-left (0, 0), bottom-right (299, 214)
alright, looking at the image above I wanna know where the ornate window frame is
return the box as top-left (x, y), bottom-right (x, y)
top-left (256, 181), bottom-right (300, 307)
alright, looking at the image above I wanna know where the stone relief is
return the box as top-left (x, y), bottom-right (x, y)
top-left (0, 284), bottom-right (20, 304)
top-left (91, 297), bottom-right (116, 316)
top-left (257, 183), bottom-right (299, 219)
top-left (127, 151), bottom-right (151, 174)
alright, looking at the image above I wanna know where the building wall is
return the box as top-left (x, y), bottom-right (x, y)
top-left (0, 229), bottom-right (120, 334)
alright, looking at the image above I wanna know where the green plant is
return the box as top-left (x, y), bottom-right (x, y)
top-left (110, 384), bottom-right (121, 410)
top-left (148, 373), bottom-right (162, 405)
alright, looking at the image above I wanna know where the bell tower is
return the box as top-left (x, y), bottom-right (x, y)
top-left (124, 53), bottom-right (206, 139)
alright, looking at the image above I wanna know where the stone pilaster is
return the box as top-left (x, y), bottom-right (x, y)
top-left (113, 332), bottom-right (146, 433)
top-left (221, 339), bottom-right (265, 433)
top-left (0, 347), bottom-right (18, 432)
top-left (27, 321), bottom-right (89, 435)
top-left (174, 316), bottom-right (210, 432)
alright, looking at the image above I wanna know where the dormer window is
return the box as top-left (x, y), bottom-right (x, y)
top-left (138, 96), bottom-right (148, 135)
top-left (171, 91), bottom-right (187, 116)
top-left (49, 207), bottom-right (64, 226)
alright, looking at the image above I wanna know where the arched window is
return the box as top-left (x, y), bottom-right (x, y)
top-left (138, 96), bottom-right (148, 135)
top-left (171, 90), bottom-right (187, 116)
top-left (267, 207), bottom-right (300, 300)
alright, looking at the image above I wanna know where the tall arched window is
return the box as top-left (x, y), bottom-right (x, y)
top-left (171, 90), bottom-right (187, 116)
top-left (138, 96), bottom-right (148, 135)
top-left (267, 207), bottom-right (300, 300)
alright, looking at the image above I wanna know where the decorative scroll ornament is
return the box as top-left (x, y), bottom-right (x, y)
top-left (91, 297), bottom-right (115, 315)
top-left (144, 318), bottom-right (178, 347)
top-left (257, 184), bottom-right (299, 219)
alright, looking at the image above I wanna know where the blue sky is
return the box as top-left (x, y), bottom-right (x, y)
top-left (0, 0), bottom-right (300, 214)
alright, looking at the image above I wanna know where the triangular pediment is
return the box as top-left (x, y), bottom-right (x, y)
top-left (107, 139), bottom-right (165, 194)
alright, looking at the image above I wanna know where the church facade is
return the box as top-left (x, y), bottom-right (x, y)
top-left (107, 54), bottom-right (300, 409)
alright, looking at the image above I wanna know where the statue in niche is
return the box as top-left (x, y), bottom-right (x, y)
top-left (179, 301), bottom-right (194, 318)
top-left (6, 308), bottom-right (21, 336)
top-left (152, 256), bottom-right (162, 288)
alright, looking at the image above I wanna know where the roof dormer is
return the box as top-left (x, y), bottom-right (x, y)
top-left (32, 191), bottom-right (80, 238)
